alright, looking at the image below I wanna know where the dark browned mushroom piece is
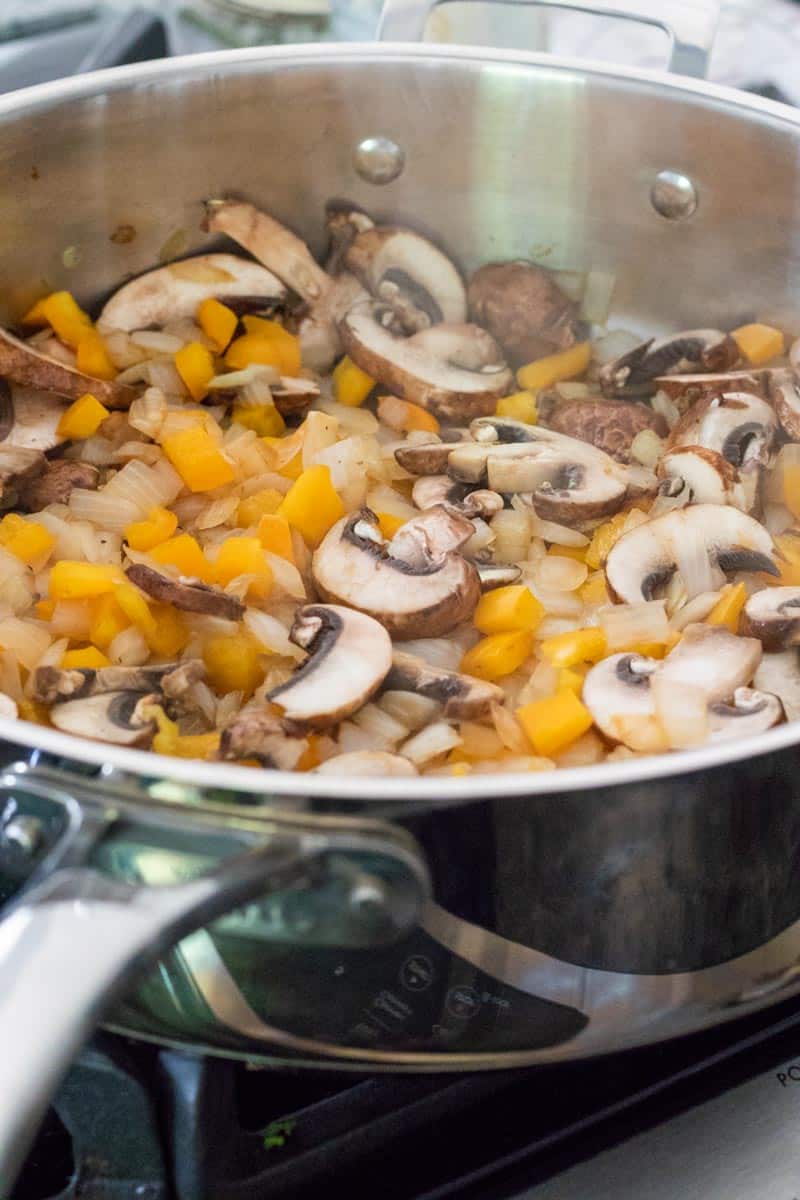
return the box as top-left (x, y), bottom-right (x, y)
top-left (0, 327), bottom-right (136, 409)
top-left (32, 660), bottom-right (200, 704)
top-left (0, 444), bottom-right (46, 508)
top-left (18, 459), bottom-right (99, 510)
top-left (467, 261), bottom-right (581, 365)
top-left (599, 330), bottom-right (739, 398)
top-left (538, 393), bottom-right (667, 462)
top-left (219, 709), bottom-right (307, 767)
top-left (324, 199), bottom-right (375, 274)
top-left (654, 369), bottom-right (768, 412)
top-left (125, 564), bottom-right (245, 621)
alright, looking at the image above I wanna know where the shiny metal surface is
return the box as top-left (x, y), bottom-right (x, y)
top-left (353, 134), bottom-right (406, 183)
top-left (650, 167), bottom-right (699, 219)
top-left (377, 0), bottom-right (720, 76)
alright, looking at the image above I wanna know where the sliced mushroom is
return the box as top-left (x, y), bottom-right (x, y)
top-left (98, 254), bottom-right (287, 332)
top-left (395, 440), bottom-right (469, 477)
top-left (0, 327), bottom-right (136, 409)
top-left (270, 374), bottom-right (321, 418)
top-left (324, 199), bottom-right (375, 274)
top-left (314, 750), bottom-right (418, 777)
top-left (599, 330), bottom-right (739, 397)
top-left (0, 382), bottom-right (67, 453)
top-left (583, 651), bottom-right (660, 747)
top-left (753, 650), bottom-right (800, 721)
top-left (741, 586), bottom-right (800, 651)
top-left (657, 446), bottom-right (744, 508)
top-left (345, 226), bottom-right (467, 333)
top-left (470, 415), bottom-right (539, 444)
top-left (126, 563), bottom-right (245, 621)
top-left (538, 394), bottom-right (667, 463)
top-left (768, 370), bottom-right (800, 441)
top-left (205, 200), bottom-right (331, 305)
top-left (340, 304), bottom-right (512, 422)
top-left (707, 687), bottom-right (784, 740)
top-left (411, 475), bottom-right (504, 519)
top-left (296, 272), bottom-right (368, 373)
top-left (18, 459), bottom-right (99, 511)
top-left (218, 708), bottom-right (307, 767)
top-left (312, 509), bottom-right (481, 638)
top-left (667, 391), bottom-right (778, 468)
top-left (467, 261), bottom-right (581, 365)
top-left (32, 661), bottom-right (193, 703)
top-left (268, 604), bottom-right (392, 731)
top-left (386, 650), bottom-right (503, 718)
top-left (604, 504), bottom-right (777, 604)
top-left (387, 505), bottom-right (475, 570)
top-left (0, 445), bottom-right (46, 508)
top-left (50, 690), bottom-right (158, 747)
top-left (654, 369), bottom-right (768, 412)
top-left (476, 563), bottom-right (522, 590)
top-left (658, 623), bottom-right (762, 702)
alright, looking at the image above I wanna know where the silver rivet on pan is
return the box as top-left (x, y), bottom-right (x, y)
top-left (3, 815), bottom-right (43, 856)
top-left (650, 170), bottom-right (698, 220)
top-left (353, 136), bottom-right (405, 185)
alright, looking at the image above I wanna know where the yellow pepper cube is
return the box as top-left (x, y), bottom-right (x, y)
top-left (35, 599), bottom-right (56, 621)
top-left (540, 627), bottom-right (607, 667)
top-left (114, 581), bottom-right (156, 636)
top-left (731, 323), bottom-right (785, 365)
top-left (57, 393), bottom-right (110, 440)
top-left (49, 562), bottom-right (123, 600)
top-left (147, 605), bottom-right (189, 657)
top-left (495, 390), bottom-right (538, 424)
top-left (197, 297), bottom-right (238, 351)
top-left (474, 584), bottom-right (544, 635)
top-left (232, 402), bottom-right (285, 438)
top-left (333, 355), bottom-right (375, 407)
top-left (705, 581), bottom-right (748, 632)
top-left (558, 667), bottom-right (586, 694)
top-left (516, 342), bottom-right (592, 393)
top-left (203, 632), bottom-right (264, 696)
top-left (376, 511), bottom-right (407, 540)
top-left (783, 466), bottom-right (800, 521)
top-left (579, 572), bottom-right (609, 607)
top-left (257, 514), bottom-right (295, 563)
top-left (24, 291), bottom-right (92, 347)
top-left (278, 465), bottom-right (344, 548)
top-left (76, 331), bottom-right (117, 381)
top-left (460, 630), bottom-right (534, 681)
top-left (150, 533), bottom-right (212, 581)
top-left (549, 543), bottom-right (586, 563)
top-left (0, 515), bottom-right (55, 565)
top-left (226, 318), bottom-right (301, 376)
top-left (213, 537), bottom-right (273, 595)
top-left (125, 506), bottom-right (179, 552)
top-left (585, 510), bottom-right (642, 570)
top-left (88, 593), bottom-right (129, 650)
top-left (161, 424), bottom-right (236, 492)
top-left (516, 689), bottom-right (594, 757)
top-left (237, 488), bottom-right (284, 528)
top-left (377, 395), bottom-right (439, 433)
top-left (62, 646), bottom-right (112, 669)
top-left (174, 342), bottom-right (216, 402)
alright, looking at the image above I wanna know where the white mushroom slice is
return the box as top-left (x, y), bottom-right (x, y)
top-left (476, 563), bottom-right (522, 590)
top-left (324, 200), bottom-right (375, 273)
top-left (98, 254), bottom-right (287, 332)
top-left (658, 446), bottom-right (744, 508)
top-left (0, 327), bottom-right (136, 409)
top-left (667, 391), bottom-right (778, 470)
top-left (297, 272), bottom-right (368, 373)
top-left (410, 475), bottom-right (504, 521)
top-left (599, 330), bottom-right (739, 397)
top-left (268, 604), bottom-right (392, 732)
top-left (741, 586), bottom-right (800, 651)
top-left (385, 650), bottom-right (503, 719)
top-left (654, 369), bottom-right (768, 411)
top-left (657, 624), bottom-right (762, 703)
top-left (470, 416), bottom-right (540, 444)
top-left (395, 441), bottom-right (466, 476)
top-left (753, 650), bottom-right (800, 721)
top-left (707, 687), bottom-right (783, 741)
top-left (314, 751), bottom-right (418, 777)
top-left (345, 226), bottom-right (467, 332)
top-left (0, 382), bottom-right (66, 453)
top-left (312, 509), bottom-right (481, 638)
top-left (32, 661), bottom-right (195, 703)
top-left (768, 370), bottom-right (800, 441)
top-left (582, 652), bottom-right (660, 748)
top-left (205, 200), bottom-right (331, 304)
top-left (340, 304), bottom-right (512, 422)
top-left (387, 505), bottom-right (475, 569)
top-left (605, 504), bottom-right (777, 604)
top-left (49, 690), bottom-right (158, 747)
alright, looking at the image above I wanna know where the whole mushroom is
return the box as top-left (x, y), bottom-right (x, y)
top-left (467, 261), bottom-right (581, 365)
top-left (538, 393), bottom-right (666, 463)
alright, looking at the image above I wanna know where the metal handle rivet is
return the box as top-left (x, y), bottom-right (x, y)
top-left (2, 815), bottom-right (43, 856)
top-left (651, 170), bottom-right (698, 220)
top-left (353, 136), bottom-right (405, 185)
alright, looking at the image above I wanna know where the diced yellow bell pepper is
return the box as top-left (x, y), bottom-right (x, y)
top-left (333, 356), bottom-right (375, 407)
top-left (775, 531), bottom-right (800, 567)
top-left (237, 488), bottom-right (284, 527)
top-left (174, 342), bottom-right (216, 402)
top-left (88, 593), bottom-right (129, 650)
top-left (76, 331), bottom-right (117, 381)
top-left (377, 395), bottom-right (439, 433)
top-left (0, 515), bottom-right (55, 565)
top-left (516, 342), bottom-right (592, 393)
top-left (213, 536), bottom-right (273, 597)
top-left (540, 627), bottom-right (607, 667)
top-left (125, 506), bottom-right (178, 552)
top-left (147, 604), bottom-right (190, 657)
top-left (495, 390), bottom-right (538, 424)
top-left (232, 402), bottom-right (285, 438)
top-left (783, 467), bottom-right (800, 522)
top-left (516, 688), bottom-right (594, 757)
top-left (114, 580), bottom-right (155, 633)
top-left (460, 630), bottom-right (533, 681)
top-left (731, 323), bottom-right (785, 365)
top-left (148, 703), bottom-right (220, 759)
top-left (161, 424), bottom-right (236, 492)
top-left (62, 646), bottom-right (111, 669)
top-left (705, 581), bottom-right (748, 632)
top-left (49, 561), bottom-right (124, 600)
top-left (278, 464), bottom-right (344, 548)
top-left (226, 317), bottom-right (301, 376)
top-left (35, 598), bottom-right (56, 620)
top-left (260, 425), bottom-right (306, 477)
top-left (625, 640), bottom-right (670, 660)
top-left (197, 297), bottom-right (238, 352)
top-left (23, 291), bottom-right (92, 348)
top-left (203, 632), bottom-right (264, 696)
top-left (150, 533), bottom-right (212, 581)
top-left (548, 543), bottom-right (586, 562)
top-left (296, 734), bottom-right (322, 772)
top-left (18, 699), bottom-right (49, 725)
top-left (585, 510), bottom-right (645, 571)
top-left (257, 514), bottom-right (295, 563)
top-left (558, 667), bottom-right (586, 694)
top-left (57, 392), bottom-right (110, 440)
top-left (474, 584), bottom-right (544, 635)
top-left (579, 572), bottom-right (609, 607)
top-left (376, 511), bottom-right (407, 540)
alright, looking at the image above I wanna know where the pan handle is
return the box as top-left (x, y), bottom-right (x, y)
top-left (0, 824), bottom-right (429, 1194)
top-left (377, 0), bottom-right (719, 79)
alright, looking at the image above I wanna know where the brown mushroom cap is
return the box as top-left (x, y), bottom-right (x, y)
top-left (0, 445), bottom-right (46, 508)
top-left (205, 199), bottom-right (331, 304)
top-left (654, 369), bottom-right (768, 412)
top-left (467, 261), bottom-right (580, 365)
top-left (741, 586), bottom-right (800, 651)
top-left (18, 459), bottom-right (99, 511)
top-left (0, 328), bottom-right (136, 409)
top-left (218, 708), bottom-right (307, 767)
top-left (344, 226), bottom-right (467, 333)
top-left (126, 564), bottom-right (245, 621)
top-left (539, 394), bottom-right (667, 462)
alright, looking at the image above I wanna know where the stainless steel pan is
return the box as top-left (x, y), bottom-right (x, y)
top-left (3, 0), bottom-right (800, 1188)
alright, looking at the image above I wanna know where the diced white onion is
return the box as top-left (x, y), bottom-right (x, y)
top-left (50, 600), bottom-right (92, 640)
top-left (591, 329), bottom-right (640, 365)
top-left (380, 690), bottom-right (439, 731)
top-left (669, 590), bottom-right (721, 631)
top-left (263, 552), bottom-right (306, 600)
top-left (208, 364), bottom-right (281, 391)
top-left (490, 702), bottom-right (530, 755)
top-left (600, 600), bottom-right (669, 651)
top-left (490, 508), bottom-right (531, 564)
top-left (651, 390), bottom-right (681, 430)
top-left (651, 674), bottom-right (709, 749)
top-left (674, 518), bottom-right (719, 599)
top-left (301, 410), bottom-right (339, 468)
top-left (766, 443), bottom-right (800, 506)
top-left (554, 381), bottom-right (591, 400)
top-left (555, 730), bottom-right (605, 766)
top-left (763, 503), bottom-right (794, 536)
top-left (630, 428), bottom-right (664, 469)
top-left (337, 721), bottom-right (382, 754)
top-left (526, 510), bottom-right (589, 547)
top-left (536, 556), bottom-right (588, 592)
top-left (518, 658), bottom-right (559, 704)
top-left (551, 269), bottom-right (585, 302)
top-left (462, 518), bottom-right (495, 556)
top-left (196, 494), bottom-right (239, 530)
top-left (0, 619), bottom-right (51, 671)
top-left (146, 358), bottom-right (187, 396)
top-left (400, 721), bottom-right (462, 765)
top-left (108, 625), bottom-right (150, 666)
top-left (314, 395), bottom-right (379, 435)
top-left (580, 269), bottom-right (616, 325)
top-left (365, 483), bottom-right (417, 521)
top-left (352, 702), bottom-right (409, 745)
top-left (536, 616), bottom-right (581, 639)
top-left (394, 638), bottom-right (462, 670)
top-left (130, 330), bottom-right (184, 355)
top-left (103, 330), bottom-right (149, 369)
top-left (243, 609), bottom-right (304, 660)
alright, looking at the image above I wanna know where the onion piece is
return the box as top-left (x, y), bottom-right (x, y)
top-left (651, 674), bottom-right (708, 749)
top-left (580, 269), bottom-right (616, 325)
top-left (380, 690), bottom-right (439, 731)
top-left (669, 590), bottom-right (721, 631)
top-left (591, 329), bottom-right (640, 365)
top-left (551, 270), bottom-right (585, 303)
top-left (536, 556), bottom-right (588, 592)
top-left (630, 428), bottom-right (664, 469)
top-left (108, 625), bottom-right (150, 666)
top-left (400, 721), bottom-right (462, 765)
top-left (599, 600), bottom-right (668, 651)
top-left (243, 609), bottom-right (304, 660)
